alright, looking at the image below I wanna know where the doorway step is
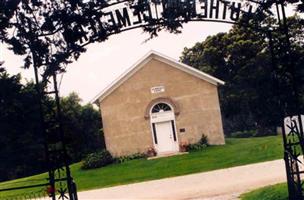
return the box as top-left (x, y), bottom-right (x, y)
top-left (147, 152), bottom-right (189, 160)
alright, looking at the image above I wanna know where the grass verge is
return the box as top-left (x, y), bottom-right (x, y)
top-left (0, 136), bottom-right (283, 198)
top-left (241, 183), bottom-right (287, 200)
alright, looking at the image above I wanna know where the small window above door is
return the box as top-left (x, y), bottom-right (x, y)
top-left (151, 103), bottom-right (172, 113)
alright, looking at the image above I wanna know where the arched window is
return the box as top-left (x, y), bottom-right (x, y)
top-left (144, 97), bottom-right (180, 119)
top-left (151, 103), bottom-right (172, 113)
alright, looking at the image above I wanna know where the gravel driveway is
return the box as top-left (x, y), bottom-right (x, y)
top-left (78, 159), bottom-right (286, 200)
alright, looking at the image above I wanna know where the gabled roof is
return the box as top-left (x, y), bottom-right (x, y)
top-left (91, 50), bottom-right (225, 104)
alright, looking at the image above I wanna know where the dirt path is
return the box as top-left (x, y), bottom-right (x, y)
top-left (78, 159), bottom-right (286, 200)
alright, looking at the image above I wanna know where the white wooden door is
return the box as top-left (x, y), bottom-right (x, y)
top-left (155, 121), bottom-right (175, 153)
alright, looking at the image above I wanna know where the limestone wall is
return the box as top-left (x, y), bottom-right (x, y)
top-left (99, 58), bottom-right (225, 157)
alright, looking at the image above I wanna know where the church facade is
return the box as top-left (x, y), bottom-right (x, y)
top-left (92, 51), bottom-right (225, 157)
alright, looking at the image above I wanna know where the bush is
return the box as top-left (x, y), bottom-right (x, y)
top-left (230, 130), bottom-right (257, 138)
top-left (115, 153), bottom-right (146, 163)
top-left (187, 143), bottom-right (207, 151)
top-left (81, 150), bottom-right (113, 170)
top-left (199, 134), bottom-right (208, 145)
top-left (179, 142), bottom-right (189, 152)
top-left (230, 129), bottom-right (277, 138)
top-left (186, 134), bottom-right (209, 152)
top-left (146, 147), bottom-right (157, 157)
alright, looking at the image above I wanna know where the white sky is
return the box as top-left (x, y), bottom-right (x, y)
top-left (1, 1), bottom-right (300, 104)
top-left (0, 0), bottom-right (304, 104)
top-left (1, 22), bottom-right (232, 104)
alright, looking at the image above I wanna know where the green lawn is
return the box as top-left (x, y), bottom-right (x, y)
top-left (0, 136), bottom-right (283, 198)
top-left (241, 183), bottom-right (287, 200)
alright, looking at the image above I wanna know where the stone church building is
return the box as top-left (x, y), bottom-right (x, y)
top-left (92, 51), bottom-right (225, 157)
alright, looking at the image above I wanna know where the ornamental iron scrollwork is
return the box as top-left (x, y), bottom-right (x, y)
top-left (283, 115), bottom-right (304, 200)
top-left (38, 72), bottom-right (78, 200)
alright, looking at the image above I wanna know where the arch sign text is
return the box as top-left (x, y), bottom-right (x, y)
top-left (73, 0), bottom-right (260, 44)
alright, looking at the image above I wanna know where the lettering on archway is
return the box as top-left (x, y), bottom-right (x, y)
top-left (71, 0), bottom-right (260, 44)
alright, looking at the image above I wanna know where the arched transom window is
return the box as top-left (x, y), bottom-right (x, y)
top-left (151, 103), bottom-right (172, 113)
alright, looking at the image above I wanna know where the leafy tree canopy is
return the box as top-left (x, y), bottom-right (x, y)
top-left (1, 0), bottom-right (302, 79)
top-left (180, 16), bottom-right (304, 135)
top-left (0, 67), bottom-right (104, 182)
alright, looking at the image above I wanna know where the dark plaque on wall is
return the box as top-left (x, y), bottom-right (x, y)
top-left (180, 128), bottom-right (186, 133)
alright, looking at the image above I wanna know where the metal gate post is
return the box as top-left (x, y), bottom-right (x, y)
top-left (275, 0), bottom-right (304, 199)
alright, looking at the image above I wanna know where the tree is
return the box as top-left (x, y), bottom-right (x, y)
top-left (0, 0), bottom-right (301, 133)
top-left (1, 0), bottom-right (292, 78)
top-left (180, 16), bottom-right (304, 135)
top-left (0, 69), bottom-right (104, 181)
top-left (0, 0), bottom-right (302, 181)
top-left (60, 92), bottom-right (105, 161)
top-left (0, 68), bottom-right (45, 181)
